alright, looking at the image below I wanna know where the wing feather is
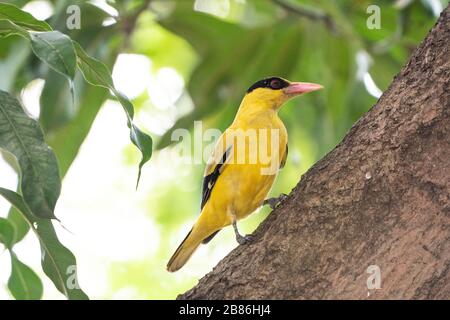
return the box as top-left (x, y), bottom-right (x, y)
top-left (280, 143), bottom-right (288, 169)
top-left (200, 145), bottom-right (232, 209)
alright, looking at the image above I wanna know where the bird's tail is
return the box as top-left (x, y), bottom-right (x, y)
top-left (167, 226), bottom-right (203, 272)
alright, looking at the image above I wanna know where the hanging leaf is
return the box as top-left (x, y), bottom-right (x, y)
top-left (0, 217), bottom-right (15, 249)
top-left (8, 252), bottom-right (43, 300)
top-left (0, 187), bottom-right (89, 300)
top-left (0, 90), bottom-right (61, 219)
top-left (130, 123), bottom-right (153, 188)
top-left (8, 206), bottom-right (29, 245)
top-left (73, 41), bottom-right (152, 186)
top-left (0, 2), bottom-right (51, 31)
top-left (30, 31), bottom-right (77, 80)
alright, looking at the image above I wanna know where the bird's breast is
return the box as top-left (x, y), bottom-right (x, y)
top-left (219, 114), bottom-right (287, 219)
top-left (229, 113), bottom-right (287, 168)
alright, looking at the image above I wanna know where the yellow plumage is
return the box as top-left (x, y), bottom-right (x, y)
top-left (167, 77), bottom-right (322, 272)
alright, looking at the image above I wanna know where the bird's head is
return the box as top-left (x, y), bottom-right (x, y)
top-left (244, 77), bottom-right (323, 110)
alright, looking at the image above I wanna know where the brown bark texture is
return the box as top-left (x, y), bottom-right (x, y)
top-left (180, 6), bottom-right (450, 300)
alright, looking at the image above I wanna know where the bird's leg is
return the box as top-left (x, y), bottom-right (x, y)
top-left (232, 219), bottom-right (253, 245)
top-left (263, 193), bottom-right (288, 210)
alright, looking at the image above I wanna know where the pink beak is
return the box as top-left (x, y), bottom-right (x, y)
top-left (284, 82), bottom-right (323, 95)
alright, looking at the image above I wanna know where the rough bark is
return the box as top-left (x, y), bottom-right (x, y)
top-left (179, 5), bottom-right (450, 300)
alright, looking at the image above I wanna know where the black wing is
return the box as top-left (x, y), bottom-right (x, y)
top-left (200, 146), bottom-right (232, 210)
top-left (280, 143), bottom-right (288, 169)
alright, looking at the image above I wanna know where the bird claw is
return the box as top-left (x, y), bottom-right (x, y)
top-left (263, 193), bottom-right (288, 209)
top-left (236, 234), bottom-right (253, 245)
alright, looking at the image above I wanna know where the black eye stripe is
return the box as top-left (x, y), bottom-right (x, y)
top-left (247, 77), bottom-right (289, 93)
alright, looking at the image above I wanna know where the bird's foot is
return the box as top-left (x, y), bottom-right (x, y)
top-left (232, 219), bottom-right (253, 245)
top-left (236, 233), bottom-right (253, 245)
top-left (263, 193), bottom-right (288, 209)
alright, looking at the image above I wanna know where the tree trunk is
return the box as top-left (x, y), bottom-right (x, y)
top-left (179, 5), bottom-right (450, 300)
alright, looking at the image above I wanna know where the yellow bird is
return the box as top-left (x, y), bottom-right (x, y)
top-left (167, 77), bottom-right (322, 272)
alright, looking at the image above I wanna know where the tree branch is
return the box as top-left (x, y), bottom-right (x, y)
top-left (121, 0), bottom-right (152, 39)
top-left (272, 0), bottom-right (338, 33)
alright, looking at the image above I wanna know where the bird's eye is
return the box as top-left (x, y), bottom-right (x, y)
top-left (270, 79), bottom-right (281, 89)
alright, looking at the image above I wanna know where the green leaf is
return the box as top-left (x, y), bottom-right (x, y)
top-left (0, 90), bottom-right (61, 219)
top-left (0, 19), bottom-right (30, 38)
top-left (8, 206), bottom-right (29, 244)
top-left (0, 2), bottom-right (51, 31)
top-left (72, 41), bottom-right (115, 91)
top-left (130, 124), bottom-right (153, 188)
top-left (0, 187), bottom-right (89, 300)
top-left (74, 43), bottom-right (133, 115)
top-left (30, 31), bottom-right (77, 80)
top-left (73, 41), bottom-right (153, 186)
top-left (0, 217), bottom-right (15, 249)
top-left (8, 252), bottom-right (43, 300)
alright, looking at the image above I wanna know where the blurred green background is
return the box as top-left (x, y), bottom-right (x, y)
top-left (0, 0), bottom-right (446, 299)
